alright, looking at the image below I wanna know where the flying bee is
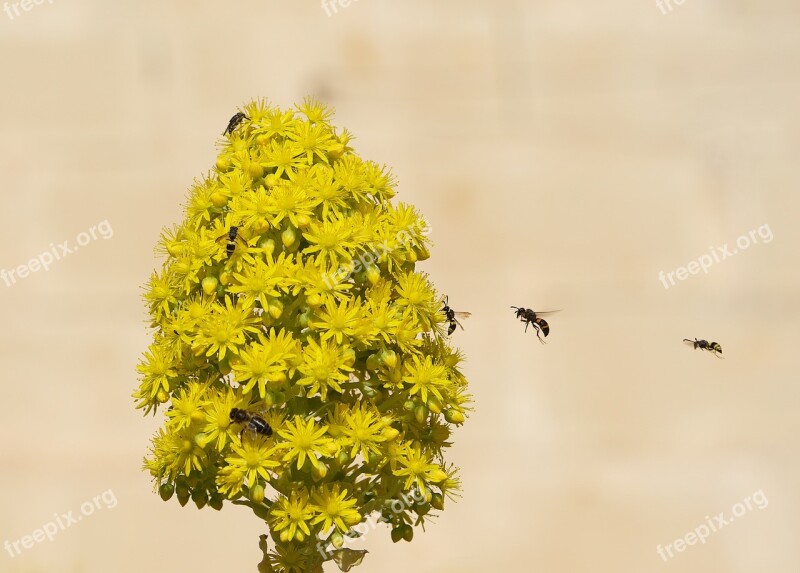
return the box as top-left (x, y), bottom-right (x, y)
top-left (223, 111), bottom-right (249, 136)
top-left (215, 225), bottom-right (248, 257)
top-left (511, 306), bottom-right (560, 344)
top-left (442, 296), bottom-right (471, 335)
top-left (230, 407), bottom-right (273, 438)
top-left (683, 338), bottom-right (723, 358)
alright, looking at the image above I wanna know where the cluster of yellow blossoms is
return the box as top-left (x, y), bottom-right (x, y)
top-left (134, 98), bottom-right (470, 572)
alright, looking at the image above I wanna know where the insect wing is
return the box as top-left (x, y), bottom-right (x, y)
top-left (533, 310), bottom-right (561, 316)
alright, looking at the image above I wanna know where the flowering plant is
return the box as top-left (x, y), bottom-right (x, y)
top-left (134, 98), bottom-right (471, 572)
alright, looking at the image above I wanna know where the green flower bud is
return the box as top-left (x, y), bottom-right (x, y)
top-left (331, 531), bottom-right (344, 548)
top-left (250, 483), bottom-right (265, 504)
top-left (380, 349), bottom-right (398, 370)
top-left (159, 483), bottom-right (174, 501)
top-left (414, 503), bottom-right (430, 516)
top-left (391, 527), bottom-right (404, 543)
top-left (366, 264), bottom-right (381, 285)
top-left (444, 408), bottom-right (465, 424)
top-left (192, 488), bottom-right (208, 509)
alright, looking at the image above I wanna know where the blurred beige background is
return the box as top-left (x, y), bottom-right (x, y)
top-left (1, 1), bottom-right (799, 572)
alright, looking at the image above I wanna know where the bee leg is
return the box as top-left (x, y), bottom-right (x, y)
top-left (532, 323), bottom-right (546, 344)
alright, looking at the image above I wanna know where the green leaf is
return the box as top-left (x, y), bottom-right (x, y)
top-left (331, 548), bottom-right (368, 572)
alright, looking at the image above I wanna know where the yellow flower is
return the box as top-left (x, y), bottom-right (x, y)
top-left (340, 405), bottom-right (387, 460)
top-left (261, 139), bottom-right (305, 178)
top-left (302, 212), bottom-right (357, 269)
top-left (274, 416), bottom-right (336, 471)
top-left (297, 338), bottom-right (353, 400)
top-left (296, 96), bottom-right (334, 124)
top-left (310, 298), bottom-right (362, 344)
top-left (402, 355), bottom-right (450, 405)
top-left (287, 120), bottom-right (335, 164)
top-left (196, 296), bottom-right (261, 360)
top-left (224, 439), bottom-right (280, 491)
top-left (143, 271), bottom-right (179, 321)
top-left (310, 484), bottom-right (361, 534)
top-left (393, 443), bottom-right (448, 496)
top-left (394, 270), bottom-right (439, 330)
top-left (165, 382), bottom-right (209, 430)
top-left (231, 333), bottom-right (292, 399)
top-left (136, 342), bottom-right (177, 401)
top-left (270, 489), bottom-right (315, 542)
top-left (198, 387), bottom-right (240, 451)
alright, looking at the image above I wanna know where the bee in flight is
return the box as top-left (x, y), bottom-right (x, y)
top-left (511, 306), bottom-right (560, 344)
top-left (215, 225), bottom-right (248, 257)
top-left (223, 111), bottom-right (249, 136)
top-left (230, 407), bottom-right (272, 438)
top-left (442, 296), bottom-right (471, 335)
top-left (683, 338), bottom-right (723, 358)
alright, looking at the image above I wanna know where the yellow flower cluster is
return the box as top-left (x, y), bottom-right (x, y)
top-left (134, 98), bottom-right (471, 572)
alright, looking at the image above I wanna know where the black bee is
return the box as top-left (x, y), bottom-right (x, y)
top-left (511, 306), bottom-right (560, 344)
top-left (230, 407), bottom-right (273, 438)
top-left (215, 225), bottom-right (247, 257)
top-left (683, 338), bottom-right (723, 358)
top-left (442, 296), bottom-right (471, 335)
top-left (223, 112), bottom-right (249, 136)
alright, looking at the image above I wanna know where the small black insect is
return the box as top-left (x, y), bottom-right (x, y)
top-left (511, 306), bottom-right (560, 344)
top-left (683, 338), bottom-right (723, 358)
top-left (215, 225), bottom-right (247, 257)
top-left (223, 112), bottom-right (249, 136)
top-left (230, 407), bottom-right (273, 438)
top-left (442, 296), bottom-right (471, 335)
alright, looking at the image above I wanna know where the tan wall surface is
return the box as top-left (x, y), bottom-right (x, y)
top-left (1, 1), bottom-right (799, 572)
